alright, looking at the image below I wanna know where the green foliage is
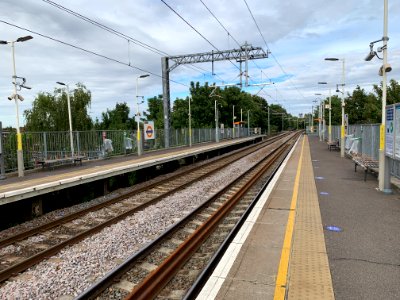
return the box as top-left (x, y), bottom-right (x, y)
top-left (143, 95), bottom-right (164, 129)
top-left (95, 102), bottom-right (135, 130)
top-left (24, 83), bottom-right (93, 131)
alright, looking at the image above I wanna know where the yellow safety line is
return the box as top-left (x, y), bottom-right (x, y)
top-left (273, 136), bottom-right (305, 300)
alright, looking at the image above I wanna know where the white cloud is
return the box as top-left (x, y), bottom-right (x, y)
top-left (0, 0), bottom-right (399, 128)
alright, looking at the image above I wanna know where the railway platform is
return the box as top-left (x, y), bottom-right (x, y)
top-left (0, 136), bottom-right (261, 205)
top-left (198, 134), bottom-right (400, 300)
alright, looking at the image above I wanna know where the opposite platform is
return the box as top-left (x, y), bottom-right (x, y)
top-left (0, 136), bottom-right (260, 205)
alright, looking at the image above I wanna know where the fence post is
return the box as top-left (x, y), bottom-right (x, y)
top-left (43, 132), bottom-right (48, 159)
top-left (76, 131), bottom-right (81, 156)
top-left (0, 122), bottom-right (5, 179)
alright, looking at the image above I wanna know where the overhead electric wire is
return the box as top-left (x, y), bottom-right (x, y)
top-left (199, 0), bottom-right (274, 87)
top-left (0, 20), bottom-right (189, 88)
top-left (242, 0), bottom-right (306, 99)
top-left (161, 0), bottom-right (246, 81)
top-left (41, 0), bottom-right (218, 79)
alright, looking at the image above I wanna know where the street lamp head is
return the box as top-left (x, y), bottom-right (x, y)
top-left (16, 35), bottom-right (33, 42)
top-left (315, 93), bottom-right (322, 96)
top-left (325, 58), bottom-right (339, 61)
top-left (318, 82), bottom-right (327, 84)
top-left (139, 74), bottom-right (150, 79)
top-left (56, 81), bottom-right (66, 86)
top-left (0, 40), bottom-right (7, 45)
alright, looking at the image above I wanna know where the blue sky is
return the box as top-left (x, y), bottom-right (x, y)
top-left (0, 0), bottom-right (399, 128)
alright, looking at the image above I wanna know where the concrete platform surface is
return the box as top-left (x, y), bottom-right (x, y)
top-left (198, 134), bottom-right (400, 300)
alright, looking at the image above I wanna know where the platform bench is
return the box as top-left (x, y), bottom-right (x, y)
top-left (327, 139), bottom-right (340, 151)
top-left (353, 156), bottom-right (379, 181)
top-left (37, 156), bottom-right (85, 170)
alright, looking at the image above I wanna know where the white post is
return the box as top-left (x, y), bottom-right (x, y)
top-left (247, 110), bottom-right (250, 136)
top-left (215, 100), bottom-right (219, 142)
top-left (329, 89), bottom-right (332, 143)
top-left (379, 0), bottom-right (391, 193)
top-left (65, 84), bottom-right (74, 158)
top-left (341, 59), bottom-right (346, 157)
top-left (11, 41), bottom-right (24, 177)
top-left (189, 96), bottom-right (192, 147)
top-left (268, 106), bottom-right (270, 136)
top-left (322, 100), bottom-right (325, 141)
top-left (232, 105), bottom-right (235, 138)
top-left (136, 77), bottom-right (142, 156)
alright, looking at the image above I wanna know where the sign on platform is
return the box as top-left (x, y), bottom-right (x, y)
top-left (144, 121), bottom-right (155, 140)
top-left (394, 104), bottom-right (400, 159)
top-left (386, 105), bottom-right (394, 157)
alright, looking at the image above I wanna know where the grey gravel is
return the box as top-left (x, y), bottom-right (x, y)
top-left (0, 146), bottom-right (271, 299)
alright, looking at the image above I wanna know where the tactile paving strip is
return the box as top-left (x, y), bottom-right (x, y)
top-left (287, 137), bottom-right (335, 300)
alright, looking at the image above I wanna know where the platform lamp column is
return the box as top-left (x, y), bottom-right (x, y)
top-left (56, 82), bottom-right (74, 158)
top-left (379, 0), bottom-right (390, 193)
top-left (136, 74), bottom-right (149, 156)
top-left (0, 35), bottom-right (33, 177)
top-left (214, 100), bottom-right (219, 143)
top-left (247, 110), bottom-right (250, 136)
top-left (364, 0), bottom-right (391, 192)
top-left (232, 105), bottom-right (235, 138)
top-left (318, 82), bottom-right (332, 142)
top-left (325, 57), bottom-right (345, 157)
top-left (328, 89), bottom-right (332, 143)
top-left (189, 96), bottom-right (192, 147)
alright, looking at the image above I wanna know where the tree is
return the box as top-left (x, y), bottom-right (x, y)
top-left (171, 97), bottom-right (189, 128)
top-left (24, 83), bottom-right (93, 131)
top-left (143, 95), bottom-right (164, 129)
top-left (96, 102), bottom-right (134, 130)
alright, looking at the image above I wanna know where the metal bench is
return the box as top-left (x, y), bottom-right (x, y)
top-left (327, 139), bottom-right (340, 151)
top-left (37, 156), bottom-right (85, 170)
top-left (353, 156), bottom-right (379, 181)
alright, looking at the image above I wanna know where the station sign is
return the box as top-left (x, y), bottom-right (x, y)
top-left (144, 121), bottom-right (155, 140)
top-left (384, 104), bottom-right (400, 159)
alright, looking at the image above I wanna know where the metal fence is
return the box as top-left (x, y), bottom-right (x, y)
top-left (308, 123), bottom-right (400, 178)
top-left (0, 126), bottom-right (260, 173)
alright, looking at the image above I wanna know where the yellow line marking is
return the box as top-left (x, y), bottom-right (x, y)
top-left (273, 136), bottom-right (305, 300)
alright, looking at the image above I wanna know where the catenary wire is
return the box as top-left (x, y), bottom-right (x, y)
top-left (0, 19), bottom-right (189, 88)
top-left (41, 0), bottom-right (224, 81)
top-left (242, 0), bottom-right (305, 99)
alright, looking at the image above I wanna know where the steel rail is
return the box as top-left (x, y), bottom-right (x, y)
top-left (125, 141), bottom-right (290, 299)
top-left (0, 135), bottom-right (287, 283)
top-left (184, 133), bottom-right (301, 298)
top-left (0, 134), bottom-right (286, 249)
top-left (74, 133), bottom-right (296, 300)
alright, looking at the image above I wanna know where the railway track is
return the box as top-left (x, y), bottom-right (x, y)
top-left (0, 133), bottom-right (290, 284)
top-left (76, 132), bottom-right (300, 299)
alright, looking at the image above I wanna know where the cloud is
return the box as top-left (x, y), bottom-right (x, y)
top-left (0, 0), bottom-right (399, 128)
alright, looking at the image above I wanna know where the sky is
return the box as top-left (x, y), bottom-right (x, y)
top-left (0, 0), bottom-right (399, 128)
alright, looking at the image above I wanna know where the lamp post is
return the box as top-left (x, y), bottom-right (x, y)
top-left (364, 0), bottom-right (391, 193)
top-left (247, 110), bottom-right (250, 136)
top-left (312, 99), bottom-right (317, 134)
top-left (318, 82), bottom-right (332, 143)
top-left (325, 57), bottom-right (345, 157)
top-left (315, 93), bottom-right (323, 141)
top-left (135, 74), bottom-right (149, 156)
top-left (232, 105), bottom-right (235, 138)
top-left (0, 35), bottom-right (33, 177)
top-left (56, 82), bottom-right (74, 158)
top-left (188, 96), bottom-right (192, 147)
top-left (214, 100), bottom-right (219, 142)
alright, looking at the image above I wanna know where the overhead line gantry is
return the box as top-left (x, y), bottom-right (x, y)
top-left (161, 42), bottom-right (269, 148)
